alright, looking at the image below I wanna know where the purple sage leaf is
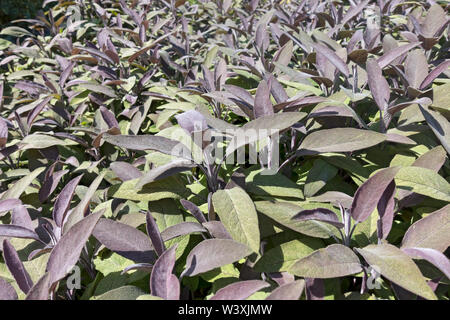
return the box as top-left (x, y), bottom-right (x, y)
top-left (266, 280), bottom-right (305, 300)
top-left (146, 211), bottom-right (166, 256)
top-left (210, 280), bottom-right (269, 300)
top-left (0, 276), bottom-right (18, 300)
top-left (150, 244), bottom-right (179, 300)
top-left (292, 208), bottom-right (344, 228)
top-left (351, 167), bottom-right (400, 222)
top-left (53, 174), bottom-right (84, 227)
top-left (2, 239), bottom-right (33, 294)
top-left (46, 210), bottom-right (104, 285)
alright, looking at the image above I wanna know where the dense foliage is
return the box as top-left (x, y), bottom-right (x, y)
top-left (0, 0), bottom-right (44, 25)
top-left (0, 0), bottom-right (449, 301)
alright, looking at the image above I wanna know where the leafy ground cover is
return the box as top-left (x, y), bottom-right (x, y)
top-left (0, 0), bottom-right (449, 300)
